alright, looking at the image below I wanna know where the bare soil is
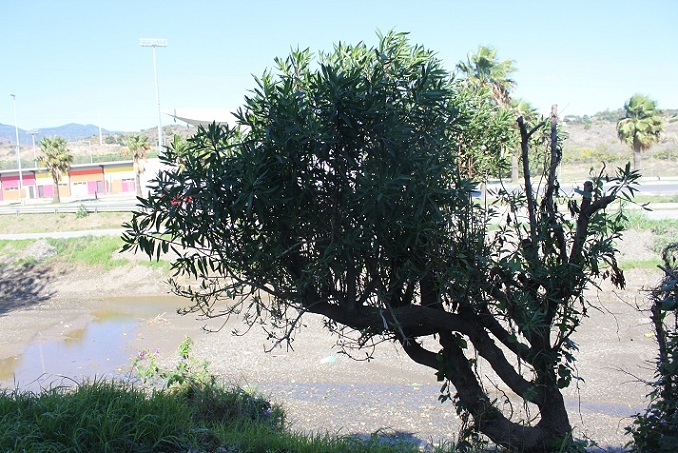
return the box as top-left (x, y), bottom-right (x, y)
top-left (0, 229), bottom-right (668, 450)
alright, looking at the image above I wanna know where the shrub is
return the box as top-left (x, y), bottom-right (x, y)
top-left (627, 243), bottom-right (678, 452)
top-left (75, 203), bottom-right (90, 218)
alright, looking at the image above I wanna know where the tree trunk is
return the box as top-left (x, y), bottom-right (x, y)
top-left (437, 335), bottom-right (572, 452)
top-left (134, 156), bottom-right (145, 197)
top-left (135, 173), bottom-right (142, 197)
top-left (52, 179), bottom-right (60, 204)
top-left (633, 148), bottom-right (642, 172)
top-left (511, 152), bottom-right (519, 183)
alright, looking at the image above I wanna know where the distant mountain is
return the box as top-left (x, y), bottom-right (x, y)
top-left (0, 123), bottom-right (117, 146)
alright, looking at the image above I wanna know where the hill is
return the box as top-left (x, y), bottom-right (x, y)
top-left (0, 123), bottom-right (197, 164)
top-left (0, 123), bottom-right (117, 146)
top-left (1, 114), bottom-right (676, 178)
top-left (559, 112), bottom-right (678, 178)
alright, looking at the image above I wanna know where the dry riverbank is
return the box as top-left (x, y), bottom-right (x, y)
top-left (0, 229), bottom-right (667, 450)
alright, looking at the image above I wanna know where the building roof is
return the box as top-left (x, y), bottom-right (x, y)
top-left (163, 108), bottom-right (238, 128)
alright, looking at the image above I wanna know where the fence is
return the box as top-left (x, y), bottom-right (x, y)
top-left (0, 203), bottom-right (135, 216)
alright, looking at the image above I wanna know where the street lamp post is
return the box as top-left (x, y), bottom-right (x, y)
top-left (10, 94), bottom-right (23, 199)
top-left (139, 38), bottom-right (167, 153)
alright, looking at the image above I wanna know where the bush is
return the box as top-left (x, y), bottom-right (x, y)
top-left (627, 243), bottom-right (678, 452)
top-left (75, 203), bottom-right (90, 218)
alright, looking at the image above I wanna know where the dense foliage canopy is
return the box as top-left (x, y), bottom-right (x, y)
top-left (124, 32), bottom-right (640, 452)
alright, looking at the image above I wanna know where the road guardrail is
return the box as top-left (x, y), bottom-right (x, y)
top-left (0, 202), bottom-right (137, 216)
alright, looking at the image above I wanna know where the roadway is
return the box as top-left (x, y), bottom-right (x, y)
top-left (0, 179), bottom-right (677, 218)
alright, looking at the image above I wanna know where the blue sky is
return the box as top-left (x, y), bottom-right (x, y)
top-left (1, 0), bottom-right (676, 132)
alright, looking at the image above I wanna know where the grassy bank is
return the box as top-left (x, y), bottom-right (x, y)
top-left (0, 338), bottom-right (447, 453)
top-left (0, 233), bottom-right (171, 272)
top-left (622, 211), bottom-right (678, 255)
top-left (0, 210), bottom-right (675, 272)
top-left (0, 379), bottom-right (444, 453)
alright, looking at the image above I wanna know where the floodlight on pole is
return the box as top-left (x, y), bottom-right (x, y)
top-left (139, 38), bottom-right (167, 152)
top-left (9, 94), bottom-right (23, 197)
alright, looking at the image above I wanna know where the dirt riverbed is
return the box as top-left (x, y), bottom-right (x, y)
top-left (0, 229), bottom-right (667, 450)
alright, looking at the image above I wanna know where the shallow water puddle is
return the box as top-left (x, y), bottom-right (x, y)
top-left (0, 319), bottom-right (138, 389)
top-left (0, 296), bottom-right (183, 391)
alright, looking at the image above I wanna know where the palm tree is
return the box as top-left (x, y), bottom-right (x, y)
top-left (456, 45), bottom-right (516, 106)
top-left (457, 46), bottom-right (519, 180)
top-left (617, 94), bottom-right (663, 171)
top-left (38, 136), bottom-right (73, 203)
top-left (126, 134), bottom-right (151, 196)
top-left (512, 98), bottom-right (539, 121)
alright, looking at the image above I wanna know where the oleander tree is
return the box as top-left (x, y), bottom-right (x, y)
top-left (450, 81), bottom-right (514, 179)
top-left (37, 136), bottom-right (73, 203)
top-left (617, 94), bottom-right (663, 171)
top-left (123, 32), bottom-right (641, 452)
top-left (457, 46), bottom-right (522, 182)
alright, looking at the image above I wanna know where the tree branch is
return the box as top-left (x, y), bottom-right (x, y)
top-left (517, 116), bottom-right (538, 255)
top-left (569, 182), bottom-right (616, 264)
top-left (541, 106), bottom-right (568, 262)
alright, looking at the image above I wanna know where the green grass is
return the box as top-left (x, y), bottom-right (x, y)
top-left (139, 256), bottom-right (173, 272)
top-left (0, 379), bottom-right (445, 453)
top-left (46, 236), bottom-right (129, 270)
top-left (621, 211), bottom-right (678, 252)
top-left (618, 258), bottom-right (664, 270)
top-left (622, 210), bottom-right (678, 232)
top-left (615, 211), bottom-right (678, 268)
top-left (0, 235), bottom-right (172, 272)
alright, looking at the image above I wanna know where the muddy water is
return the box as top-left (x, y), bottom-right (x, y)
top-left (0, 296), bottom-right (183, 391)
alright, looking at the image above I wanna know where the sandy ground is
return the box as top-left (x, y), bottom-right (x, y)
top-left (0, 229), bottom-right (666, 450)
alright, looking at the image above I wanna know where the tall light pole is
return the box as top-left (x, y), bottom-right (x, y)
top-left (10, 94), bottom-right (23, 198)
top-left (139, 38), bottom-right (167, 153)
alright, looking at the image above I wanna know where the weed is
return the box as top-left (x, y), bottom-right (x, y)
top-left (132, 337), bottom-right (213, 389)
top-left (132, 337), bottom-right (286, 430)
top-left (75, 203), bottom-right (90, 218)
